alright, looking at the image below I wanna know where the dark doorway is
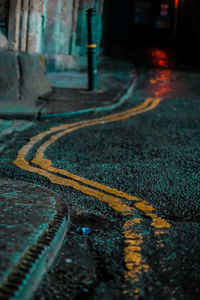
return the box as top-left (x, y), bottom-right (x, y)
top-left (132, 0), bottom-right (174, 44)
top-left (102, 0), bottom-right (176, 58)
top-left (0, 0), bottom-right (10, 37)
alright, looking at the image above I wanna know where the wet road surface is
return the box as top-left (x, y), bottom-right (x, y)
top-left (1, 47), bottom-right (200, 299)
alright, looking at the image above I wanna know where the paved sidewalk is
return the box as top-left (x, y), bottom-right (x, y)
top-left (0, 57), bottom-right (136, 120)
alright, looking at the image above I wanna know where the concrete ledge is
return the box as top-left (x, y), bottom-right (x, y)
top-left (0, 50), bottom-right (51, 107)
top-left (19, 52), bottom-right (52, 101)
top-left (0, 49), bottom-right (19, 102)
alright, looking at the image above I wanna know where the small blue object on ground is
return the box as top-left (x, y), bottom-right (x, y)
top-left (76, 226), bottom-right (91, 235)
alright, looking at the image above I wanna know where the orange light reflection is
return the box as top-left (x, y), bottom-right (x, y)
top-left (148, 48), bottom-right (173, 96)
top-left (155, 70), bottom-right (171, 82)
top-left (151, 49), bottom-right (169, 69)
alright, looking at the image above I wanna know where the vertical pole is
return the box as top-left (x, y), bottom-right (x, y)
top-left (87, 8), bottom-right (98, 91)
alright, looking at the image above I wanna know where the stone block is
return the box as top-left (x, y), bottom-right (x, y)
top-left (0, 32), bottom-right (8, 49)
top-left (0, 49), bottom-right (19, 102)
top-left (19, 52), bottom-right (52, 101)
top-left (29, 0), bottom-right (43, 13)
top-left (8, 0), bottom-right (22, 51)
top-left (27, 10), bottom-right (43, 52)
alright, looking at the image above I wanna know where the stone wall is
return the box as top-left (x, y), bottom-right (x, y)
top-left (0, 0), bottom-right (51, 106)
top-left (1, 0), bottom-right (105, 79)
top-left (27, 0), bottom-right (44, 52)
top-left (8, 0), bottom-right (43, 52)
top-left (43, 0), bottom-right (104, 71)
top-left (43, 0), bottom-right (73, 55)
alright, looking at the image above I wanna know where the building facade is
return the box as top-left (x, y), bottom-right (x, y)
top-left (0, 0), bottom-right (200, 70)
top-left (0, 0), bottom-right (104, 71)
top-left (0, 0), bottom-right (50, 104)
top-left (43, 0), bottom-right (104, 70)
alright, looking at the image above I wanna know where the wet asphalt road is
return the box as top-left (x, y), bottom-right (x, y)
top-left (0, 47), bottom-right (200, 299)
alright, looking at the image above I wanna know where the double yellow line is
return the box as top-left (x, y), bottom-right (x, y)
top-left (13, 97), bottom-right (170, 295)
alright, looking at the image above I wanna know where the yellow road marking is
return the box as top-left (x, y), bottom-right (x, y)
top-left (13, 97), bottom-right (170, 293)
top-left (146, 213), bottom-right (170, 229)
top-left (17, 96), bottom-right (169, 226)
top-left (123, 218), bottom-right (149, 297)
top-left (30, 100), bottom-right (169, 226)
top-left (134, 201), bottom-right (155, 212)
top-left (32, 97), bottom-right (159, 200)
top-left (14, 158), bottom-right (133, 215)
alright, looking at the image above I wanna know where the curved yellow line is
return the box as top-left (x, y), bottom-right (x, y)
top-left (14, 97), bottom-right (170, 226)
top-left (32, 97), bottom-right (156, 197)
top-left (31, 97), bottom-right (170, 228)
top-left (14, 157), bottom-right (133, 215)
top-left (31, 98), bottom-right (155, 201)
top-left (13, 97), bottom-right (170, 293)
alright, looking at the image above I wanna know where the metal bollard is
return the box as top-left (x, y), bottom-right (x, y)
top-left (87, 8), bottom-right (98, 91)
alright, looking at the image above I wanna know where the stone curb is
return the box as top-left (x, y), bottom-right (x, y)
top-left (0, 181), bottom-right (70, 300)
top-left (39, 72), bottom-right (137, 119)
top-left (0, 72), bottom-right (137, 121)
